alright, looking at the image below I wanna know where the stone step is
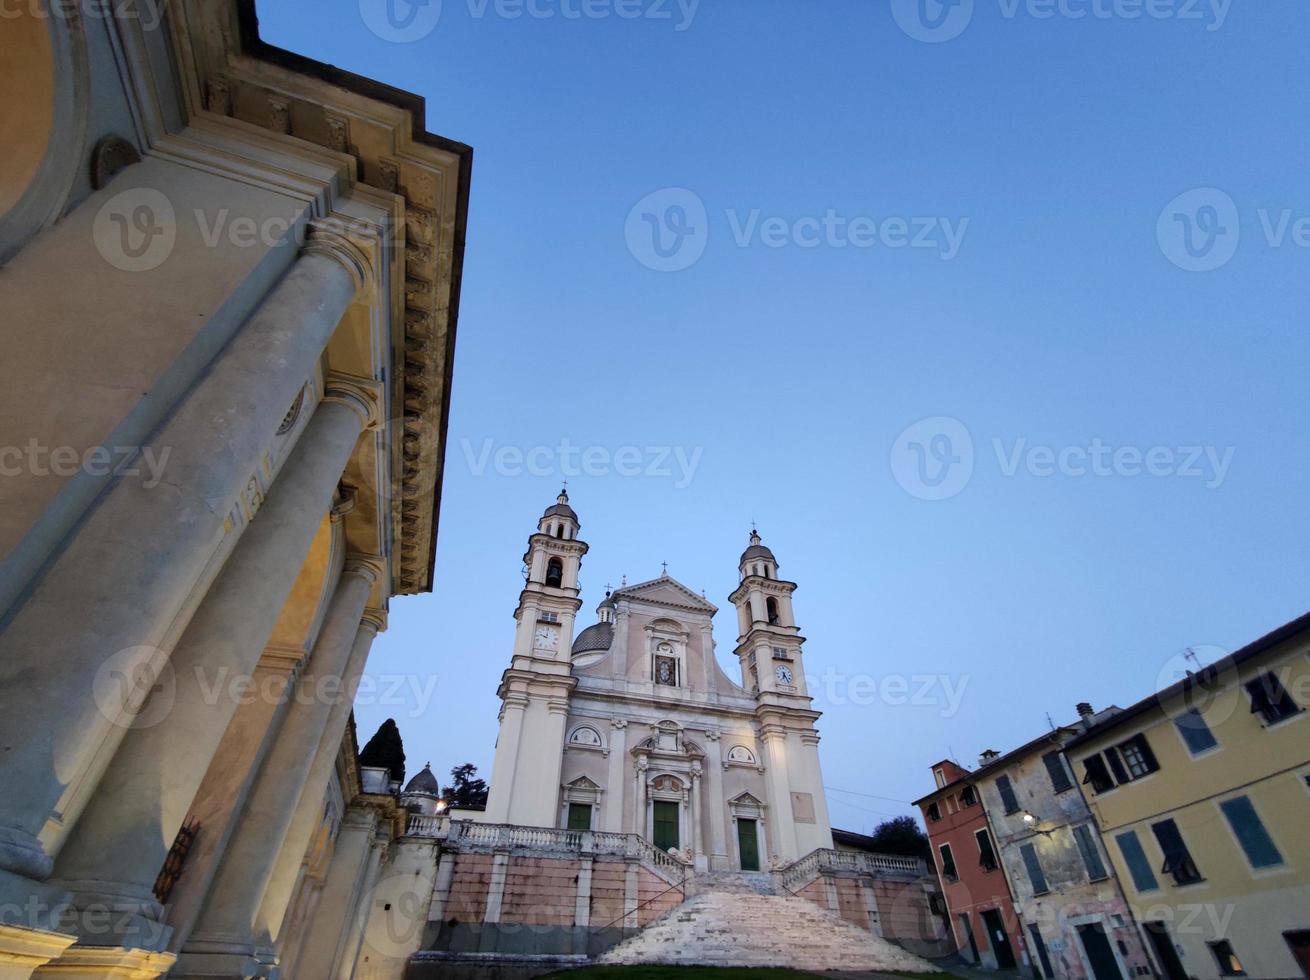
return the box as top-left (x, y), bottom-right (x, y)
top-left (597, 890), bottom-right (938, 972)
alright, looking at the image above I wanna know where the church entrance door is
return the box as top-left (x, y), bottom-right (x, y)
top-left (737, 819), bottom-right (760, 871)
top-left (653, 800), bottom-right (679, 852)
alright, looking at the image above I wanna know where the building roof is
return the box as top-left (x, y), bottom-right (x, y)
top-left (832, 828), bottom-right (880, 851)
top-left (1064, 608), bottom-right (1310, 751)
top-left (571, 621), bottom-right (614, 655)
top-left (403, 763), bottom-right (440, 796)
top-left (740, 530), bottom-right (775, 565)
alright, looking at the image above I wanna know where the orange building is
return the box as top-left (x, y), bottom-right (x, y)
top-left (916, 759), bottom-right (1029, 973)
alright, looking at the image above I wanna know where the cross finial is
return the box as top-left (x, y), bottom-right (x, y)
top-left (620, 574), bottom-right (627, 587)
top-left (661, 561), bottom-right (669, 575)
top-left (750, 518), bottom-right (757, 532)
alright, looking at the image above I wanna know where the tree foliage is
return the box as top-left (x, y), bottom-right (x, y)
top-left (443, 762), bottom-right (489, 810)
top-left (358, 718), bottom-right (406, 785)
top-left (869, 815), bottom-right (932, 859)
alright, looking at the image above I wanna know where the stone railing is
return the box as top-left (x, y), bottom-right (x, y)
top-left (414, 821), bottom-right (690, 886)
top-left (778, 847), bottom-right (926, 892)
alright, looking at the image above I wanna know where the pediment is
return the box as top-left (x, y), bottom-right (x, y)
top-left (566, 775), bottom-right (601, 790)
top-left (614, 575), bottom-right (717, 613)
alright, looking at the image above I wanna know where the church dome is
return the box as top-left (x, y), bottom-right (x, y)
top-left (542, 489), bottom-right (577, 523)
top-left (403, 763), bottom-right (440, 796)
top-left (571, 621), bottom-right (613, 656)
top-left (739, 530), bottom-right (775, 565)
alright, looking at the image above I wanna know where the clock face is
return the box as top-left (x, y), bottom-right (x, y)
top-left (534, 625), bottom-right (559, 651)
top-left (775, 665), bottom-right (794, 685)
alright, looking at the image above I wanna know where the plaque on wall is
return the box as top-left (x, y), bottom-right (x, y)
top-left (791, 791), bottom-right (816, 823)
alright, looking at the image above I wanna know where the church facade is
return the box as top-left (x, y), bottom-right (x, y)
top-left (483, 491), bottom-right (834, 870)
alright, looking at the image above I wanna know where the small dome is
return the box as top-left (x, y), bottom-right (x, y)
top-left (572, 621), bottom-right (614, 656)
top-left (403, 763), bottom-right (440, 796)
top-left (739, 530), bottom-right (775, 565)
top-left (542, 488), bottom-right (577, 523)
top-left (598, 590), bottom-right (615, 609)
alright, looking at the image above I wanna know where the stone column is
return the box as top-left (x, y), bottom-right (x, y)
top-left (702, 731), bottom-right (728, 870)
top-left (482, 694), bottom-right (527, 823)
top-left (603, 720), bottom-right (627, 833)
top-left (291, 807), bottom-right (379, 980)
top-left (690, 764), bottom-right (705, 869)
top-left (633, 760), bottom-right (648, 839)
top-left (172, 570), bottom-right (383, 977)
top-left (47, 385), bottom-right (379, 952)
top-left (333, 833), bottom-right (388, 980)
top-left (254, 609), bottom-right (387, 950)
top-left (760, 726), bottom-right (797, 864)
top-left (0, 228), bottom-right (370, 890)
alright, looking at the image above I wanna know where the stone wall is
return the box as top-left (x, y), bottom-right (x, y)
top-left (791, 872), bottom-right (949, 953)
top-left (426, 850), bottom-right (684, 958)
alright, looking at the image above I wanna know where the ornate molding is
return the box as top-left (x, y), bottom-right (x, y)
top-left (304, 221), bottom-right (374, 293)
top-left (343, 553), bottom-right (387, 586)
top-left (360, 607), bottom-right (388, 633)
top-left (324, 372), bottom-right (385, 431)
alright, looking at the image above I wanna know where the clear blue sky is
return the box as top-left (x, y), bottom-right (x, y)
top-left (258, 0), bottom-right (1310, 831)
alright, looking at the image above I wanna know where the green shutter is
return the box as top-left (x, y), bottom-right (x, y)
top-left (1073, 824), bottom-right (1108, 880)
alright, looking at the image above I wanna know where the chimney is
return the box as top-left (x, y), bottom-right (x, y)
top-left (978, 749), bottom-right (999, 765)
top-left (1076, 702), bottom-right (1094, 721)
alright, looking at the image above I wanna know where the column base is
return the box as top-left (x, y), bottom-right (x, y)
top-left (0, 868), bottom-right (72, 936)
top-left (46, 882), bottom-right (171, 954)
top-left (0, 924), bottom-right (77, 980)
top-left (30, 946), bottom-right (174, 979)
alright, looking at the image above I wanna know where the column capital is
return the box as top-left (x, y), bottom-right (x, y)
top-left (304, 220), bottom-right (374, 293)
top-left (360, 606), bottom-right (388, 633)
top-left (342, 553), bottom-right (386, 586)
top-left (323, 372), bottom-right (385, 431)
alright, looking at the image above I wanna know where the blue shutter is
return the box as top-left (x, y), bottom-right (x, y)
top-left (1174, 709), bottom-right (1218, 754)
top-left (997, 775), bottom-right (1020, 814)
top-left (1073, 824), bottom-right (1108, 880)
top-left (1020, 843), bottom-right (1048, 894)
top-left (1115, 830), bottom-right (1158, 892)
top-left (1219, 796), bottom-right (1283, 869)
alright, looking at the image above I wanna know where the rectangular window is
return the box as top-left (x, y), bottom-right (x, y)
top-left (997, 774), bottom-right (1020, 814)
top-left (1082, 755), bottom-right (1114, 794)
top-left (1174, 708), bottom-right (1219, 754)
top-left (1208, 939), bottom-right (1246, 976)
top-left (1105, 747), bottom-right (1130, 784)
top-left (567, 802), bottom-right (592, 830)
top-left (1219, 795), bottom-right (1284, 869)
top-left (1020, 842), bottom-right (1048, 894)
top-left (934, 767), bottom-right (946, 789)
top-left (1115, 830), bottom-right (1158, 892)
top-left (960, 784), bottom-right (977, 807)
top-left (1245, 671), bottom-right (1302, 724)
top-left (771, 646), bottom-right (791, 660)
top-left (1073, 823), bottom-right (1109, 881)
top-left (1029, 924), bottom-right (1055, 980)
top-left (926, 801), bottom-right (941, 822)
top-left (938, 843), bottom-right (958, 881)
top-left (1117, 734), bottom-right (1159, 779)
top-left (1043, 751), bottom-right (1073, 793)
top-left (1152, 819), bottom-right (1203, 885)
top-left (976, 828), bottom-right (998, 871)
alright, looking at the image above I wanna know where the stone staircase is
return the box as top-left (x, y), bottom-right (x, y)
top-left (597, 871), bottom-right (939, 973)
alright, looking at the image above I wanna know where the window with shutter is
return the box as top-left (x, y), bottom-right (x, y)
top-left (1043, 751), bottom-right (1073, 793)
top-left (1174, 708), bottom-right (1218, 755)
top-left (938, 843), bottom-right (958, 881)
top-left (1105, 747), bottom-right (1130, 784)
top-left (1219, 796), bottom-right (1283, 869)
top-left (996, 774), bottom-right (1020, 814)
top-left (1020, 842), bottom-right (1048, 894)
top-left (1082, 755), bottom-right (1114, 794)
top-left (1115, 830), bottom-right (1159, 892)
top-left (1073, 823), bottom-right (1108, 881)
top-left (975, 828), bottom-right (998, 871)
top-left (926, 801), bottom-right (941, 822)
top-left (1117, 734), bottom-right (1159, 779)
top-left (1245, 672), bottom-right (1302, 724)
top-left (1151, 819), bottom-right (1203, 885)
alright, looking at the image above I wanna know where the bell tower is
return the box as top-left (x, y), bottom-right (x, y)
top-left (728, 529), bottom-right (833, 861)
top-left (728, 530), bottom-right (807, 699)
top-left (484, 490), bottom-right (587, 826)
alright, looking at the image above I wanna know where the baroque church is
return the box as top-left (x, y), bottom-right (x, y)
top-left (483, 490), bottom-right (834, 870)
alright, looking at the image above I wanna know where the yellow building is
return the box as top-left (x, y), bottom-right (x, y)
top-left (1065, 612), bottom-right (1310, 980)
